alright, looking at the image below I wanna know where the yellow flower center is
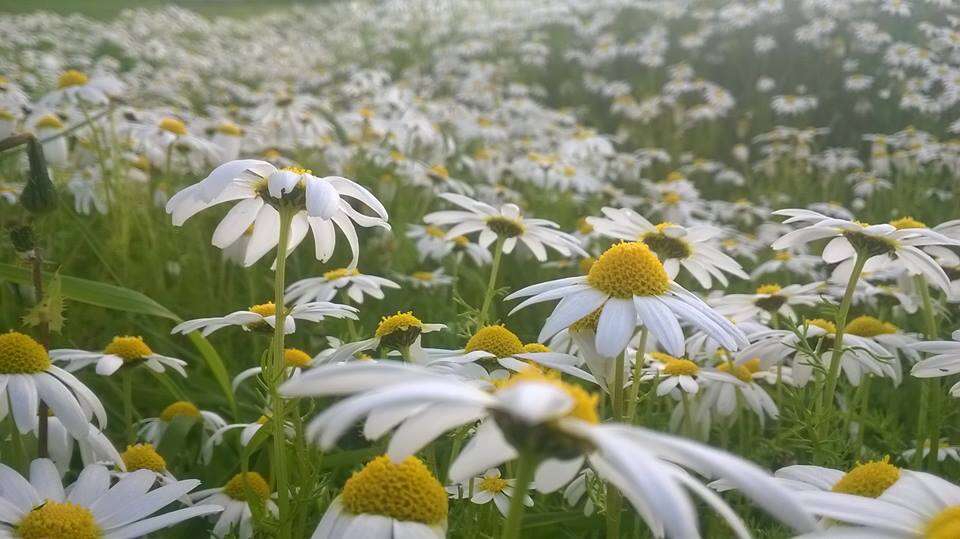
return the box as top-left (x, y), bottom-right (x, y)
top-left (411, 271), bottom-right (435, 281)
top-left (845, 316), bottom-right (897, 337)
top-left (428, 164), bottom-right (449, 179)
top-left (569, 309), bottom-right (601, 333)
top-left (665, 171), bottom-right (685, 183)
top-left (522, 343), bottom-right (550, 353)
top-left (280, 165), bottom-right (312, 175)
top-left (160, 401), bottom-right (200, 422)
top-left (216, 122), bottom-right (243, 136)
top-left (57, 69), bottom-right (89, 89)
top-left (121, 443), bottom-right (167, 473)
top-left (717, 362), bottom-right (753, 383)
top-left (223, 472), bottom-right (271, 502)
top-left (341, 456), bottom-right (447, 524)
top-left (832, 457), bottom-right (900, 498)
top-left (18, 502), bottom-right (99, 539)
top-left (158, 117), bottom-right (188, 136)
top-left (486, 216), bottom-right (525, 238)
top-left (773, 251), bottom-right (792, 261)
top-left (495, 369), bottom-right (599, 424)
top-left (478, 476), bottom-right (509, 493)
top-left (807, 318), bottom-right (837, 335)
top-left (642, 223), bottom-right (691, 260)
top-left (741, 358), bottom-right (762, 373)
top-left (662, 191), bottom-right (681, 205)
top-left (284, 348), bottom-right (311, 368)
top-left (35, 114), bottom-right (64, 130)
top-left (0, 331), bottom-right (51, 374)
top-left (756, 284), bottom-right (782, 295)
top-left (323, 268), bottom-right (359, 281)
top-left (248, 302), bottom-right (277, 317)
top-left (465, 325), bottom-right (524, 358)
top-left (587, 242), bottom-right (669, 298)
top-left (927, 506), bottom-right (960, 539)
top-left (425, 225), bottom-right (446, 238)
top-left (890, 216), bottom-right (926, 229)
top-left (663, 358), bottom-right (700, 376)
top-left (453, 236), bottom-right (470, 247)
top-left (576, 218), bottom-right (594, 235)
top-left (104, 336), bottom-right (153, 362)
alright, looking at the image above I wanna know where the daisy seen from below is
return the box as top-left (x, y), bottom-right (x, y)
top-left (138, 401), bottom-right (227, 449)
top-left (40, 69), bottom-right (123, 106)
top-left (0, 458), bottom-right (221, 538)
top-left (710, 282), bottom-right (823, 324)
top-left (165, 159), bottom-right (389, 267)
top-left (232, 347), bottom-right (315, 392)
top-left (170, 300), bottom-right (357, 337)
top-left (406, 224), bottom-right (492, 266)
top-left (586, 207), bottom-right (748, 288)
top-left (192, 472), bottom-right (277, 538)
top-left (50, 335), bottom-right (187, 377)
top-left (446, 468), bottom-right (533, 517)
top-left (320, 311), bottom-right (445, 364)
top-left (506, 241), bottom-right (747, 358)
top-left (396, 268), bottom-right (456, 289)
top-left (0, 331), bottom-right (106, 438)
top-left (281, 361), bottom-right (817, 539)
top-left (285, 268), bottom-right (399, 305)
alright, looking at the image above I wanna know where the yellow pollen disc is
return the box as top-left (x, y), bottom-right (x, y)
top-left (927, 506), bottom-right (960, 539)
top-left (495, 368), bottom-right (599, 424)
top-left (121, 443), bottom-right (167, 473)
top-left (425, 225), bottom-right (446, 238)
top-left (486, 216), bottom-right (526, 237)
top-left (18, 501), bottom-right (99, 539)
top-left (358, 107), bottom-right (374, 119)
top-left (453, 236), bottom-right (470, 247)
top-left (756, 284), bottom-right (782, 295)
top-left (845, 316), bottom-right (897, 337)
top-left (216, 122), bottom-right (243, 136)
top-left (662, 191), bottom-right (681, 205)
top-left (576, 218), bottom-right (594, 235)
top-left (522, 343), bottom-right (550, 353)
top-left (890, 216), bottom-right (926, 229)
top-left (587, 242), bottom-right (669, 298)
top-left (158, 117), bottom-right (188, 136)
top-left (428, 164), bottom-right (449, 179)
top-left (376, 312), bottom-right (423, 337)
top-left (248, 302), bottom-right (277, 317)
top-left (806, 318), bottom-right (837, 335)
top-left (57, 69), bottom-right (89, 89)
top-left (160, 401), bottom-right (200, 422)
top-left (223, 472), bottom-right (271, 502)
top-left (465, 325), bottom-right (524, 358)
top-left (478, 476), bottom-right (508, 493)
top-left (0, 108), bottom-right (14, 121)
top-left (0, 331), bottom-right (51, 374)
top-left (569, 309), bottom-right (601, 333)
top-left (773, 250), bottom-right (792, 261)
top-left (280, 165), bottom-right (312, 175)
top-left (411, 271), bottom-right (434, 281)
top-left (284, 348), bottom-right (311, 368)
top-left (104, 336), bottom-right (153, 362)
top-left (741, 358), bottom-right (761, 373)
top-left (665, 171), bottom-right (684, 182)
top-left (35, 114), bottom-right (64, 130)
top-left (663, 358), bottom-right (700, 376)
top-left (717, 362), bottom-right (753, 383)
top-left (832, 457), bottom-right (900, 498)
top-left (341, 456), bottom-right (447, 524)
top-left (323, 268), bottom-right (359, 281)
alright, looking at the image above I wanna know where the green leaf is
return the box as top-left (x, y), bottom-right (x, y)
top-left (21, 271), bottom-right (65, 333)
top-left (185, 331), bottom-right (238, 417)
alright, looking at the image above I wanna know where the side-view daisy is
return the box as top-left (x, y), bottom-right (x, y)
top-left (447, 467), bottom-right (533, 517)
top-left (192, 472), bottom-right (278, 538)
top-left (51, 335), bottom-right (187, 377)
top-left (138, 401), bottom-right (227, 449)
top-left (285, 268), bottom-right (400, 305)
top-left (910, 329), bottom-right (960, 397)
top-left (320, 311), bottom-right (445, 364)
top-left (171, 301), bottom-right (357, 337)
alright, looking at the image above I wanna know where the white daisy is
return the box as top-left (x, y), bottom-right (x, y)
top-left (506, 241), bottom-right (747, 358)
top-left (137, 401), bottom-right (227, 449)
top-left (232, 348), bottom-right (315, 392)
top-left (39, 69), bottom-right (123, 107)
top-left (406, 224), bottom-right (492, 266)
top-left (641, 352), bottom-right (737, 397)
top-left (286, 268), bottom-right (399, 305)
top-left (910, 329), bottom-right (960, 397)
top-left (710, 282), bottom-right (823, 324)
top-left (41, 418), bottom-right (123, 476)
top-left (0, 458), bottom-right (221, 538)
top-left (901, 439), bottom-right (960, 463)
top-left (446, 468), bottom-right (533, 517)
top-left (192, 472), bottom-right (278, 538)
top-left (51, 335), bottom-right (187, 377)
top-left (170, 300), bottom-right (357, 337)
top-left (319, 312), bottom-right (445, 364)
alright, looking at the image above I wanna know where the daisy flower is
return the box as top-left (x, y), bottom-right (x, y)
top-left (910, 329), bottom-right (960, 397)
top-left (40, 69), bottom-right (123, 106)
top-left (192, 472), bottom-right (278, 538)
top-left (313, 456), bottom-right (447, 539)
top-left (138, 401), bottom-right (227, 449)
top-left (641, 352), bottom-right (738, 397)
top-left (170, 300), bottom-right (357, 337)
top-left (697, 359), bottom-right (779, 426)
top-left (586, 207), bottom-right (747, 288)
top-left (282, 362), bottom-right (817, 538)
top-left (424, 193), bottom-right (586, 261)
top-left (0, 331), bottom-right (106, 438)
top-left (0, 458), bottom-right (221, 538)
top-left (165, 159), bottom-right (389, 267)
top-left (560, 468), bottom-right (598, 516)
top-left (506, 241), bottom-right (747, 358)
top-left (750, 249), bottom-right (823, 279)
top-left (51, 335), bottom-right (187, 377)
top-left (447, 468), bottom-right (533, 517)
top-left (232, 348), bottom-right (314, 392)
top-left (710, 282), bottom-right (823, 324)
top-left (406, 224), bottom-right (492, 265)
top-left (285, 268), bottom-right (400, 306)
top-left (321, 311), bottom-right (445, 364)
top-left (43, 417), bottom-right (123, 476)
top-left (115, 443), bottom-right (185, 492)
top-left (901, 439), bottom-right (960, 463)
top-left (396, 269), bottom-right (456, 289)
top-left (771, 209), bottom-right (959, 293)
top-left (203, 414), bottom-right (294, 463)
top-left (771, 457), bottom-right (904, 498)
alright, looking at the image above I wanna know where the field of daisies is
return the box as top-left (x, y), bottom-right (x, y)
top-left (1, 0), bottom-right (960, 537)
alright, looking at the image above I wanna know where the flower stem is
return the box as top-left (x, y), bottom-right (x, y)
top-left (271, 206), bottom-right (294, 538)
top-left (121, 369), bottom-right (134, 443)
top-left (913, 275), bottom-right (941, 471)
top-left (478, 236), bottom-right (505, 327)
top-left (821, 251), bottom-right (868, 412)
top-left (606, 352), bottom-right (625, 539)
top-left (626, 329), bottom-right (648, 423)
top-left (501, 448), bottom-right (535, 539)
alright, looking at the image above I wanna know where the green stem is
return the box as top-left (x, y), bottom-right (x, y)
top-left (478, 236), bottom-right (505, 327)
top-left (913, 275), bottom-right (941, 471)
top-left (501, 448), bottom-right (536, 539)
top-left (121, 369), bottom-right (134, 443)
top-left (271, 207), bottom-right (294, 538)
top-left (626, 329), bottom-right (648, 423)
top-left (606, 352), bottom-right (625, 539)
top-left (854, 375), bottom-right (871, 459)
top-left (821, 251), bottom-right (868, 411)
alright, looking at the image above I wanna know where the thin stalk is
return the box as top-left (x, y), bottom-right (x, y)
top-left (501, 448), bottom-right (536, 539)
top-left (29, 246), bottom-right (50, 457)
top-left (626, 328), bottom-right (648, 423)
top-left (913, 275), bottom-right (941, 471)
top-left (270, 207), bottom-right (294, 538)
top-left (478, 236), bottom-right (505, 327)
top-left (121, 370), bottom-right (134, 443)
top-left (854, 375), bottom-right (871, 458)
top-left (821, 251), bottom-right (868, 411)
top-left (606, 352), bottom-right (625, 539)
